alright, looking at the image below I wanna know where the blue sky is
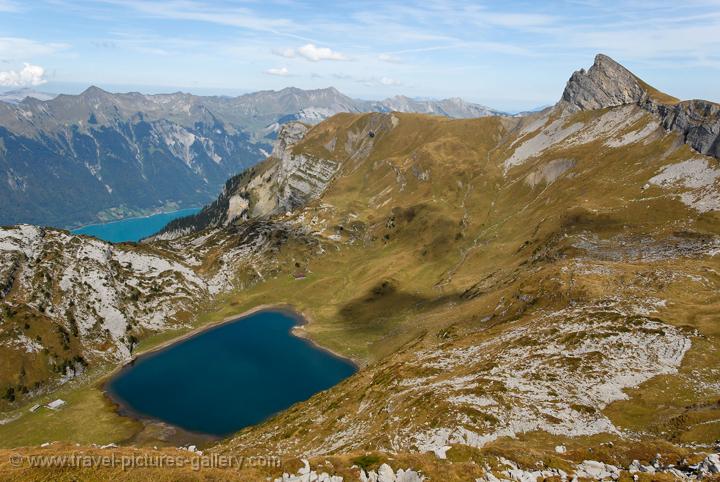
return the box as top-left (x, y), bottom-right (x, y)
top-left (0, 0), bottom-right (719, 111)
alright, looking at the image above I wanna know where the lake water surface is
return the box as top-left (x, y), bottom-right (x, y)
top-left (106, 310), bottom-right (356, 436)
top-left (72, 207), bottom-right (201, 243)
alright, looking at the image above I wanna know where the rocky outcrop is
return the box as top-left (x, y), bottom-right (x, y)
top-left (274, 459), bottom-right (339, 482)
top-left (275, 460), bottom-right (424, 482)
top-left (561, 54), bottom-right (645, 110)
top-left (477, 452), bottom-right (720, 481)
top-left (272, 122), bottom-right (311, 159)
top-left (646, 98), bottom-right (720, 159)
top-left (0, 225), bottom-right (207, 351)
top-left (562, 53), bottom-right (720, 160)
top-left (360, 463), bottom-right (424, 482)
top-left (218, 112), bottom-right (395, 222)
top-left (269, 123), bottom-right (339, 214)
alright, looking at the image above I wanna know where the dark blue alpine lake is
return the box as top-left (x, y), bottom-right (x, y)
top-left (106, 310), bottom-right (356, 436)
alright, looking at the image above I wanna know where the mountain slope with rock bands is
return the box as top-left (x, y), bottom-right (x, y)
top-left (1, 54), bottom-right (720, 481)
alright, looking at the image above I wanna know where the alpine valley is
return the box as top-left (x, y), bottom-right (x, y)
top-left (0, 85), bottom-right (503, 228)
top-left (1, 55), bottom-right (720, 481)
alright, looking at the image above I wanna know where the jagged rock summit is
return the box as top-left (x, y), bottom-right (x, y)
top-left (563, 53), bottom-right (720, 159)
top-left (562, 54), bottom-right (646, 111)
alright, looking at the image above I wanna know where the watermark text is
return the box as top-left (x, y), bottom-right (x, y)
top-left (9, 452), bottom-right (280, 471)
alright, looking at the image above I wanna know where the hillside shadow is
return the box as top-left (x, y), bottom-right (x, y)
top-left (337, 279), bottom-right (459, 329)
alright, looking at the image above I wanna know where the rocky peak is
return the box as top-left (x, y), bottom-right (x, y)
top-left (562, 54), bottom-right (720, 160)
top-left (561, 54), bottom-right (645, 111)
top-left (79, 85), bottom-right (112, 100)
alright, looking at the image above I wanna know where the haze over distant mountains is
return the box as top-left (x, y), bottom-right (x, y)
top-left (0, 89), bottom-right (57, 105)
top-left (0, 85), bottom-right (504, 228)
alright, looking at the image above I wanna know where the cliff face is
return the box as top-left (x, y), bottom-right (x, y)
top-left (265, 121), bottom-right (336, 214)
top-left (646, 99), bottom-right (720, 159)
top-left (562, 54), bottom-right (720, 160)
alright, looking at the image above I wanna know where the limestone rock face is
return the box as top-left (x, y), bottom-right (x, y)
top-left (269, 121), bottom-right (339, 213)
top-left (561, 54), bottom-right (645, 111)
top-left (562, 53), bottom-right (720, 160)
top-left (646, 98), bottom-right (720, 159)
top-left (271, 122), bottom-right (310, 160)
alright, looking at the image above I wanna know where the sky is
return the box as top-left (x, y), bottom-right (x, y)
top-left (0, 0), bottom-right (719, 112)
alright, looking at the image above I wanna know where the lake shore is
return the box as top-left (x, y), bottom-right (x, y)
top-left (101, 304), bottom-right (359, 443)
top-left (120, 303), bottom-right (360, 369)
top-left (70, 206), bottom-right (200, 230)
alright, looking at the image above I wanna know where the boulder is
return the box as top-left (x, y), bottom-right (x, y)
top-left (575, 460), bottom-right (620, 480)
top-left (699, 454), bottom-right (720, 474)
top-left (377, 463), bottom-right (396, 482)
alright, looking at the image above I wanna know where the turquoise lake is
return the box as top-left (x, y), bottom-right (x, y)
top-left (71, 207), bottom-right (201, 243)
top-left (106, 310), bottom-right (357, 436)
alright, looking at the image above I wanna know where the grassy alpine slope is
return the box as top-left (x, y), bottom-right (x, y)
top-left (1, 54), bottom-right (720, 480)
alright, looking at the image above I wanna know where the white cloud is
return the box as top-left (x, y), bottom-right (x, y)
top-left (296, 43), bottom-right (347, 62)
top-left (265, 66), bottom-right (290, 76)
top-left (0, 63), bottom-right (47, 87)
top-left (378, 53), bottom-right (402, 63)
top-left (274, 43), bottom-right (348, 62)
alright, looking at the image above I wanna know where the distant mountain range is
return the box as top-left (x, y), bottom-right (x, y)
top-left (0, 86), bottom-right (504, 228)
top-left (370, 95), bottom-right (505, 118)
top-left (0, 88), bottom-right (56, 104)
